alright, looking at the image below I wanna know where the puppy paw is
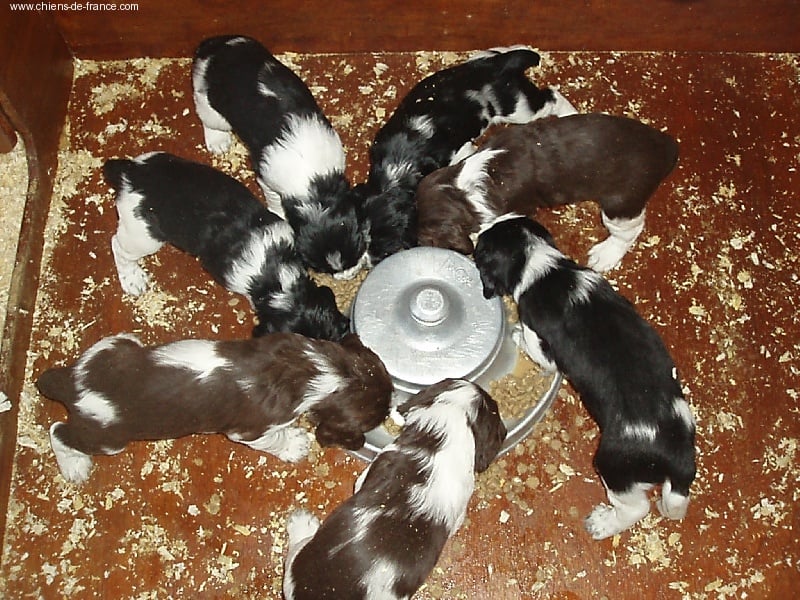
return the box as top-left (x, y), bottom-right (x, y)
top-left (203, 127), bottom-right (232, 154)
top-left (584, 503), bottom-right (626, 540)
top-left (587, 238), bottom-right (627, 273)
top-left (274, 427), bottom-right (312, 463)
top-left (111, 236), bottom-right (150, 296)
top-left (515, 325), bottom-right (557, 372)
top-left (117, 265), bottom-right (150, 296)
top-left (50, 423), bottom-right (93, 484)
top-left (657, 482), bottom-right (690, 520)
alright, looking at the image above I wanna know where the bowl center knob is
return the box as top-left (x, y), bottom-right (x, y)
top-left (410, 287), bottom-right (448, 326)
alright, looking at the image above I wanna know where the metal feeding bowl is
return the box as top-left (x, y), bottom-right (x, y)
top-left (350, 247), bottom-right (561, 461)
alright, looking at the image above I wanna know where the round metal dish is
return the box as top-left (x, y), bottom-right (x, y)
top-left (350, 247), bottom-right (561, 461)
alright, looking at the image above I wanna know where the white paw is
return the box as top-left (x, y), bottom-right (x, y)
top-left (587, 237), bottom-right (627, 273)
top-left (549, 87), bottom-right (579, 117)
top-left (584, 503), bottom-right (626, 540)
top-left (333, 252), bottom-right (369, 280)
top-left (203, 127), bottom-right (232, 155)
top-left (50, 423), bottom-right (93, 484)
top-left (274, 427), bottom-right (312, 463)
top-left (515, 325), bottom-right (557, 372)
top-left (286, 509), bottom-right (321, 544)
top-left (657, 481), bottom-right (690, 520)
top-left (117, 264), bottom-right (150, 296)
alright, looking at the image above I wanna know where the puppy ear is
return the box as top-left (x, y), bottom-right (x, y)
top-left (471, 391), bottom-right (507, 473)
top-left (397, 380), bottom-right (443, 416)
top-left (314, 422), bottom-right (366, 450)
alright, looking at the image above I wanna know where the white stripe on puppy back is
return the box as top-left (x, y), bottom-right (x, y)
top-left (456, 148), bottom-right (507, 224)
top-left (405, 382), bottom-right (479, 530)
top-left (152, 340), bottom-right (231, 379)
top-left (514, 241), bottom-right (561, 302)
top-left (295, 346), bottom-right (344, 414)
top-left (224, 221), bottom-right (295, 297)
top-left (259, 114), bottom-right (345, 201)
top-left (621, 422), bottom-right (659, 442)
top-left (569, 269), bottom-right (602, 305)
top-left (225, 36), bottom-right (250, 46)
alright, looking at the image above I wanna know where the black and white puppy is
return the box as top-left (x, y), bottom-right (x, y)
top-left (192, 35), bottom-right (367, 278)
top-left (283, 378), bottom-right (507, 599)
top-left (474, 216), bottom-right (696, 539)
top-left (354, 46), bottom-right (577, 265)
top-left (416, 113), bottom-right (679, 271)
top-left (104, 151), bottom-right (350, 341)
top-left (36, 331), bottom-right (393, 484)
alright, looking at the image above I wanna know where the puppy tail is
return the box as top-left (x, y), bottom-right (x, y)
top-left (102, 159), bottom-right (134, 190)
top-left (36, 366), bottom-right (78, 407)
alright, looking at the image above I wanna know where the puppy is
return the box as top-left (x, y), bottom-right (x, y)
top-left (193, 35), bottom-right (367, 278)
top-left (474, 216), bottom-right (696, 539)
top-left (354, 46), bottom-right (577, 265)
top-left (416, 113), bottom-right (679, 272)
top-left (36, 331), bottom-right (393, 484)
top-left (283, 378), bottom-right (507, 599)
top-left (104, 151), bottom-right (350, 341)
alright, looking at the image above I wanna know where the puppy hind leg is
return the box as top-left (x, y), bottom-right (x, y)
top-left (256, 177), bottom-right (286, 218)
top-left (49, 422), bottom-right (95, 484)
top-left (514, 324), bottom-right (557, 373)
top-left (112, 206), bottom-right (164, 296)
top-left (203, 127), bottom-right (233, 155)
top-left (286, 509), bottom-right (321, 553)
top-left (191, 66), bottom-right (234, 155)
top-left (587, 210), bottom-right (645, 272)
top-left (657, 478), bottom-right (690, 520)
top-left (585, 480), bottom-right (653, 540)
top-left (230, 425), bottom-right (311, 463)
top-left (283, 509), bottom-right (322, 599)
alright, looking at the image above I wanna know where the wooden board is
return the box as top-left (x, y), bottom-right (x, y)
top-left (51, 0), bottom-right (800, 58)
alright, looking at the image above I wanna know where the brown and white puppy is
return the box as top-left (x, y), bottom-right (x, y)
top-left (283, 379), bottom-right (507, 600)
top-left (416, 113), bottom-right (679, 271)
top-left (36, 332), bottom-right (393, 484)
top-left (353, 46), bottom-right (577, 266)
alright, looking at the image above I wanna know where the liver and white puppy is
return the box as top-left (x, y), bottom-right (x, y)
top-left (104, 152), bottom-right (350, 341)
top-left (354, 46), bottom-right (577, 265)
top-left (193, 35), bottom-right (367, 278)
top-left (474, 216), bottom-right (696, 539)
top-left (283, 378), bottom-right (507, 599)
top-left (36, 332), bottom-right (393, 484)
top-left (416, 113), bottom-right (679, 272)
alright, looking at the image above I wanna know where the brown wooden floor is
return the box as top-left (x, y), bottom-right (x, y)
top-left (1, 50), bottom-right (799, 598)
